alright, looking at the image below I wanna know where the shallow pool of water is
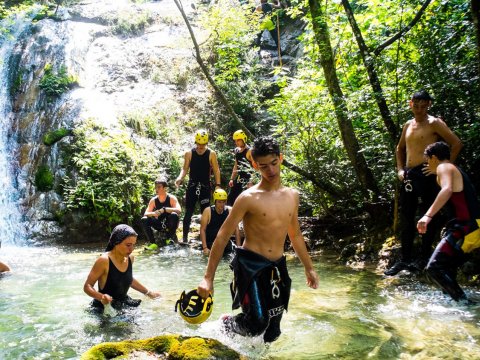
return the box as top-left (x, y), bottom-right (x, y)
top-left (1, 243), bottom-right (480, 359)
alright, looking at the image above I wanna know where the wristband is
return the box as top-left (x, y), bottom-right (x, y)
top-left (215, 183), bottom-right (221, 186)
top-left (163, 207), bottom-right (167, 213)
top-left (144, 290), bottom-right (151, 296)
top-left (424, 214), bottom-right (432, 218)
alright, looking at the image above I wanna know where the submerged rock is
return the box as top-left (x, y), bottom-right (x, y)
top-left (81, 334), bottom-right (244, 360)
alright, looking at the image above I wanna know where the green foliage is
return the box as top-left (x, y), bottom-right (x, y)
top-left (63, 120), bottom-right (162, 226)
top-left (43, 128), bottom-right (72, 146)
top-left (108, 9), bottom-right (153, 36)
top-left (35, 165), bottom-right (54, 192)
top-left (39, 64), bottom-right (77, 98)
top-left (199, 0), bottom-right (269, 120)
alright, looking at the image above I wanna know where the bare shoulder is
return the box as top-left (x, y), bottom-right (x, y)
top-left (94, 253), bottom-right (109, 269)
top-left (169, 194), bottom-right (178, 202)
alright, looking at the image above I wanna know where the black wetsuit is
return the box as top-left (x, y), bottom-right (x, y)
top-left (425, 167), bottom-right (480, 301)
top-left (183, 148), bottom-right (212, 241)
top-left (91, 257), bottom-right (141, 311)
top-left (225, 247), bottom-right (291, 343)
top-left (399, 164), bottom-right (442, 264)
top-left (141, 195), bottom-right (179, 243)
top-left (227, 147), bottom-right (252, 206)
top-left (205, 205), bottom-right (232, 255)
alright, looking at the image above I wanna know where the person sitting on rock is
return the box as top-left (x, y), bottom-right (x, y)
top-left (141, 177), bottom-right (181, 246)
top-left (200, 188), bottom-right (241, 257)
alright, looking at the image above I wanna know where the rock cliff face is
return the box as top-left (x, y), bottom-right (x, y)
top-left (7, 0), bottom-right (212, 243)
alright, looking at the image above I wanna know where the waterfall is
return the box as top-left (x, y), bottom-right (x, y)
top-left (0, 12), bottom-right (37, 246)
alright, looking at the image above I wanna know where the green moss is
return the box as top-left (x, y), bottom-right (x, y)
top-left (39, 63), bottom-right (78, 99)
top-left (35, 165), bottom-right (54, 192)
top-left (81, 335), bottom-right (243, 360)
top-left (43, 128), bottom-right (72, 146)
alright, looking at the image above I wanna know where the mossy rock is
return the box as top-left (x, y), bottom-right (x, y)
top-left (43, 128), bottom-right (73, 146)
top-left (81, 334), bottom-right (245, 360)
top-left (34, 165), bottom-right (54, 192)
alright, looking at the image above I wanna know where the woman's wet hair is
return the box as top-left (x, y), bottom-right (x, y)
top-left (425, 141), bottom-right (450, 161)
top-left (105, 224), bottom-right (138, 251)
top-left (412, 89), bottom-right (433, 102)
top-left (251, 136), bottom-right (280, 160)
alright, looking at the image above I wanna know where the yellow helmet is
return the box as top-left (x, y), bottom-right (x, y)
top-left (213, 188), bottom-right (227, 202)
top-left (195, 130), bottom-right (208, 145)
top-left (175, 289), bottom-right (213, 325)
top-left (233, 129), bottom-right (247, 143)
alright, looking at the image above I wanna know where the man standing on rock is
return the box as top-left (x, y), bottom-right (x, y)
top-left (385, 90), bottom-right (462, 276)
top-left (197, 136), bottom-right (318, 343)
top-left (175, 130), bottom-right (221, 244)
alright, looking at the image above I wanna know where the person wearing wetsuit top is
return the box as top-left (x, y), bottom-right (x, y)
top-left (200, 189), bottom-right (241, 257)
top-left (141, 177), bottom-right (182, 245)
top-left (197, 136), bottom-right (319, 343)
top-left (84, 224), bottom-right (161, 312)
top-left (417, 142), bottom-right (480, 302)
top-left (175, 130), bottom-right (221, 243)
top-left (228, 130), bottom-right (254, 206)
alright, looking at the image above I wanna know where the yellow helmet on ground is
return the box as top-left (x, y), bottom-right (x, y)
top-left (213, 188), bottom-right (227, 202)
top-left (175, 289), bottom-right (213, 325)
top-left (233, 129), bottom-right (247, 143)
top-left (195, 129), bottom-right (208, 144)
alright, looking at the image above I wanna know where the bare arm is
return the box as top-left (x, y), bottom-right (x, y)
top-left (434, 119), bottom-right (463, 162)
top-left (166, 195), bottom-right (181, 214)
top-left (175, 151), bottom-right (191, 187)
top-left (197, 197), bottom-right (247, 298)
top-left (200, 207), bottom-right (211, 256)
top-left (144, 198), bottom-right (160, 217)
top-left (287, 191), bottom-right (319, 289)
top-left (131, 278), bottom-right (161, 299)
top-left (83, 256), bottom-right (112, 305)
top-left (417, 164), bottom-right (454, 234)
top-left (210, 150), bottom-right (221, 187)
top-left (395, 123), bottom-right (408, 181)
top-left (229, 160), bottom-right (238, 188)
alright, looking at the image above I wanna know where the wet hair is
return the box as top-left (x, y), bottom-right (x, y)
top-left (251, 136), bottom-right (280, 160)
top-left (105, 224), bottom-right (138, 251)
top-left (154, 177), bottom-right (168, 187)
top-left (412, 89), bottom-right (433, 102)
top-left (424, 141), bottom-right (450, 161)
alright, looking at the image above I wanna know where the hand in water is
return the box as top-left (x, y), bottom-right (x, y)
top-left (103, 303), bottom-right (117, 317)
top-left (146, 290), bottom-right (161, 299)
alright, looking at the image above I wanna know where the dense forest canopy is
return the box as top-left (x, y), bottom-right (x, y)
top-left (1, 0), bottom-right (479, 232)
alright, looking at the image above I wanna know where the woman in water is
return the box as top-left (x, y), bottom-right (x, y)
top-left (84, 224), bottom-right (160, 312)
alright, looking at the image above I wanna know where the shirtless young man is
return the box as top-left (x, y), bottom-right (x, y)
top-left (385, 90), bottom-right (463, 275)
top-left (197, 136), bottom-right (319, 343)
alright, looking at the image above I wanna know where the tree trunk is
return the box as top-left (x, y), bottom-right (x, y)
top-left (341, 0), bottom-right (398, 144)
top-left (472, 0), bottom-right (480, 76)
top-left (308, 0), bottom-right (379, 198)
top-left (173, 0), bottom-right (344, 198)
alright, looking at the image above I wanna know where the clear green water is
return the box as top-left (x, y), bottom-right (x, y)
top-left (1, 244), bottom-right (480, 359)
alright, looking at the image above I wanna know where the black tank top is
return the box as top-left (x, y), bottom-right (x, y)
top-left (100, 257), bottom-right (133, 301)
top-left (154, 195), bottom-right (171, 210)
top-left (235, 147), bottom-right (252, 180)
top-left (189, 147), bottom-right (211, 184)
top-left (206, 205), bottom-right (229, 245)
